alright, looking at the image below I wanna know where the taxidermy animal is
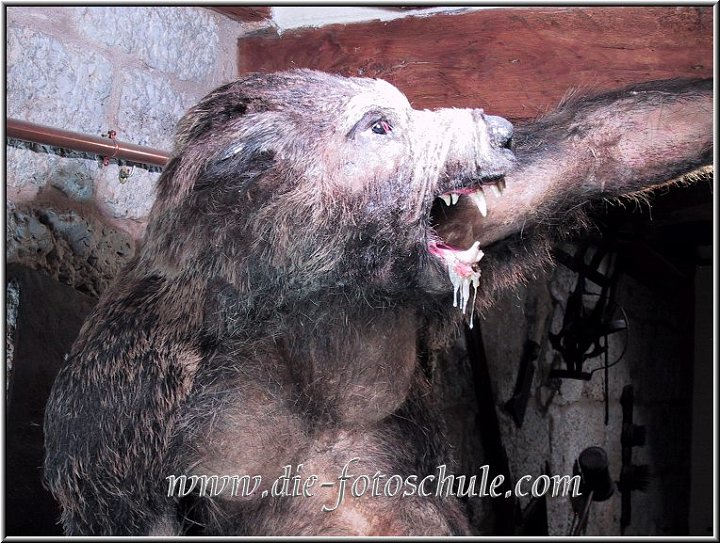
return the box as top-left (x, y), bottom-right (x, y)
top-left (44, 70), bottom-right (712, 535)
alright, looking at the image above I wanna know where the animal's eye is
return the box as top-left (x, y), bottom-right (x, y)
top-left (371, 119), bottom-right (393, 135)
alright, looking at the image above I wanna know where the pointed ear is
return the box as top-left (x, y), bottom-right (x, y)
top-left (175, 86), bottom-right (269, 150)
top-left (194, 140), bottom-right (276, 194)
top-left (195, 112), bottom-right (290, 193)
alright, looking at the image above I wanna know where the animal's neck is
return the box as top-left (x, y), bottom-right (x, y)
top-left (276, 302), bottom-right (422, 427)
top-left (200, 278), bottom-right (428, 426)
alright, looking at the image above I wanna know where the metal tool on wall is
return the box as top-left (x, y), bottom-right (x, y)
top-left (503, 274), bottom-right (554, 428)
top-left (549, 240), bottom-right (629, 424)
top-left (618, 385), bottom-right (649, 534)
top-left (565, 390), bottom-right (648, 535)
top-left (569, 446), bottom-right (615, 535)
top-left (503, 340), bottom-right (540, 427)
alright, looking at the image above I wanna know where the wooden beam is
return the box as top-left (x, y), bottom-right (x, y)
top-left (238, 7), bottom-right (712, 121)
top-left (211, 7), bottom-right (272, 23)
top-left (378, 6), bottom-right (448, 10)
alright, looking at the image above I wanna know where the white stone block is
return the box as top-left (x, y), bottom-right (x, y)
top-left (95, 165), bottom-right (160, 221)
top-left (116, 68), bottom-right (194, 150)
top-left (6, 24), bottom-right (113, 133)
top-left (78, 7), bottom-right (219, 82)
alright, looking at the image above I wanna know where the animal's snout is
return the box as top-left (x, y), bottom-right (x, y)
top-left (485, 115), bottom-right (513, 149)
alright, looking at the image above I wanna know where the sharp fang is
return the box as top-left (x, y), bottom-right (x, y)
top-left (489, 183), bottom-right (503, 198)
top-left (498, 178), bottom-right (506, 193)
top-left (440, 194), bottom-right (452, 206)
top-left (455, 241), bottom-right (484, 264)
top-left (470, 189), bottom-right (488, 217)
top-left (450, 193), bottom-right (460, 205)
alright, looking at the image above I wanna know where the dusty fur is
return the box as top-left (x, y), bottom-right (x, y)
top-left (44, 71), bottom-right (712, 536)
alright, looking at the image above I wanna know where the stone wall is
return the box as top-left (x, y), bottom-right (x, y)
top-left (478, 241), bottom-right (697, 536)
top-left (5, 6), bottom-right (270, 291)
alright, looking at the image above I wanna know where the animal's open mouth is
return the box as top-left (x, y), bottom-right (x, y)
top-left (427, 177), bottom-right (506, 323)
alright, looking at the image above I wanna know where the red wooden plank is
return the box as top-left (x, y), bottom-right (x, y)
top-left (212, 7), bottom-right (272, 23)
top-left (238, 7), bottom-right (712, 121)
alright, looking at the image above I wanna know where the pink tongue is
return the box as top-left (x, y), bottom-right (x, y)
top-left (428, 240), bottom-right (483, 327)
top-left (428, 241), bottom-right (462, 258)
top-left (428, 241), bottom-right (480, 279)
top-left (428, 241), bottom-right (451, 254)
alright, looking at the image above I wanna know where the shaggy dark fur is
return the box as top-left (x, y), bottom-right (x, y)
top-left (43, 70), bottom-right (712, 535)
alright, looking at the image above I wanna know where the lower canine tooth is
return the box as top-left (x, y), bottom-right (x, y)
top-left (456, 241), bottom-right (484, 264)
top-left (470, 189), bottom-right (488, 217)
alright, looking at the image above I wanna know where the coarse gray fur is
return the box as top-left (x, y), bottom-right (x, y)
top-left (44, 70), bottom-right (712, 535)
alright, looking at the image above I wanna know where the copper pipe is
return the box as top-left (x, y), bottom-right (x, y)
top-left (6, 118), bottom-right (170, 167)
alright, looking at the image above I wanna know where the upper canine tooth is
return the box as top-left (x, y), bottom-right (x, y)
top-left (470, 189), bottom-right (488, 217)
top-left (450, 193), bottom-right (460, 205)
top-left (489, 183), bottom-right (503, 197)
top-left (440, 194), bottom-right (452, 206)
